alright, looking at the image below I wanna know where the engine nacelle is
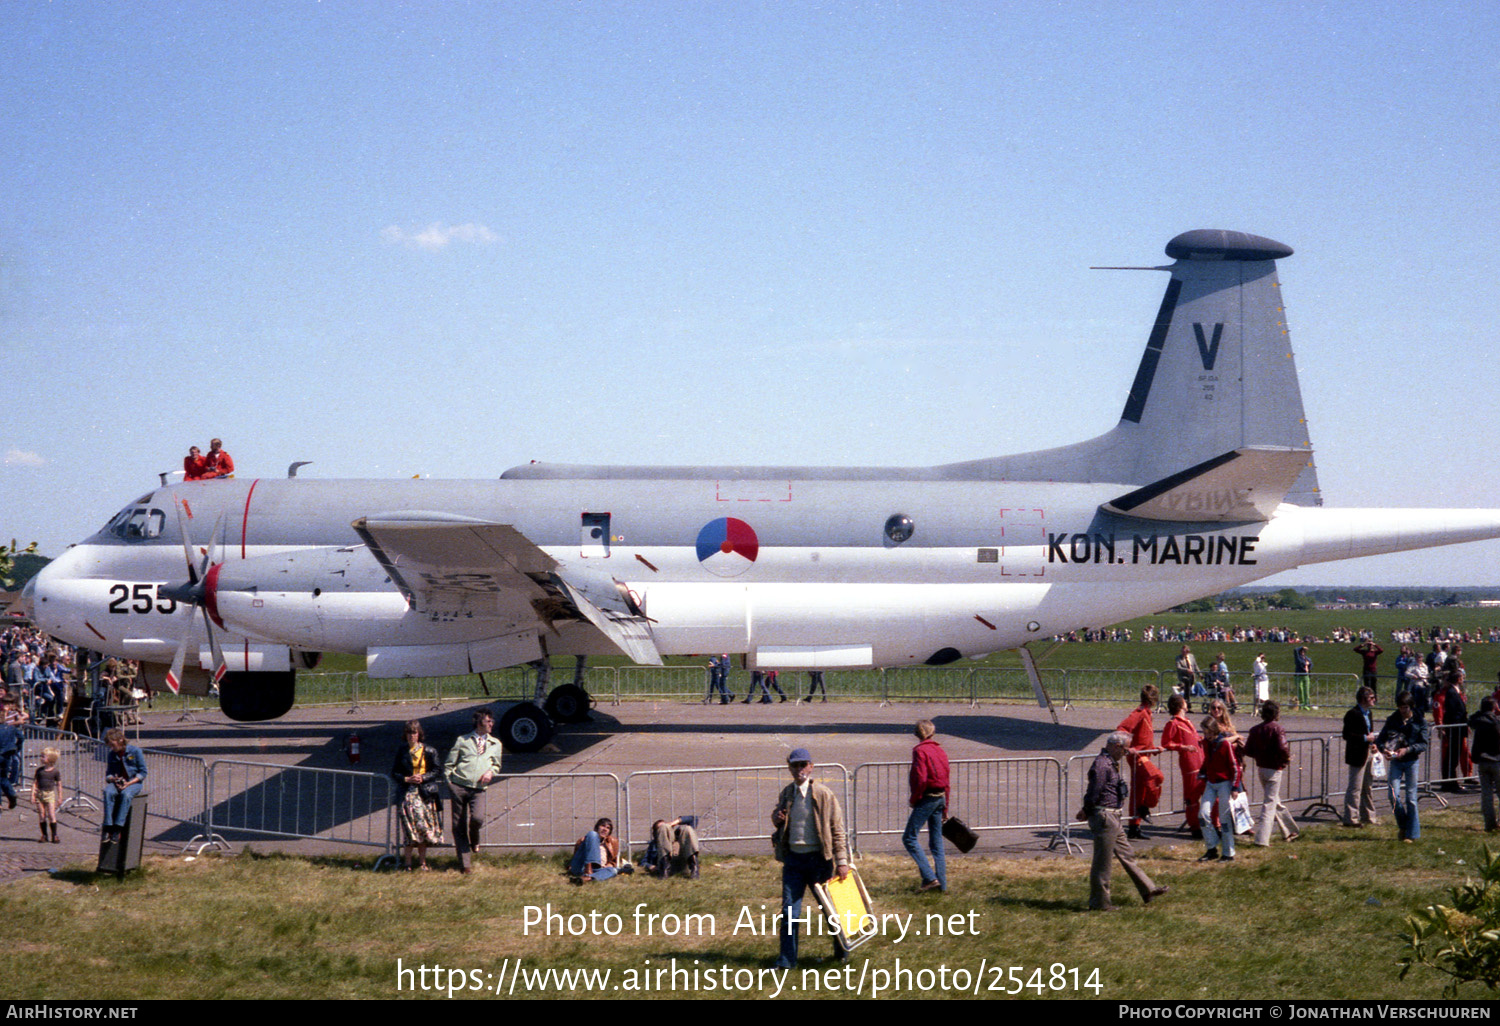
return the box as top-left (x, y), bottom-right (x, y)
top-left (205, 547), bottom-right (536, 653)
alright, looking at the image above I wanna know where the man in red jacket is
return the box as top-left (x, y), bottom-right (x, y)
top-left (904, 719), bottom-right (950, 892)
top-left (204, 438), bottom-right (235, 478)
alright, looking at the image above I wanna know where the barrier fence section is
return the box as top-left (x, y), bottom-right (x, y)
top-left (1061, 669), bottom-right (1162, 706)
top-left (262, 665), bottom-right (1372, 715)
top-left (1277, 735), bottom-right (1335, 818)
top-left (206, 760), bottom-right (394, 856)
top-left (1419, 722), bottom-right (1477, 800)
top-left (615, 665), bottom-right (703, 702)
top-left (1242, 736), bottom-right (1335, 823)
top-left (970, 667), bottom-right (1043, 703)
top-left (17, 725), bottom-right (96, 813)
top-left (882, 667), bottom-right (973, 703)
top-left (117, 663), bottom-right (1417, 719)
top-left (1262, 672), bottom-right (1364, 711)
top-left (621, 764), bottom-right (851, 857)
top-left (850, 758), bottom-right (1065, 854)
top-left (475, 772), bottom-right (622, 852)
top-left (130, 743), bottom-right (212, 842)
top-left (24, 727), bottom-right (213, 842)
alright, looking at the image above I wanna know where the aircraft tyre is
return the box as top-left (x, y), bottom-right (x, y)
top-left (498, 702), bottom-right (555, 753)
top-left (544, 684), bottom-right (592, 724)
top-left (218, 671), bottom-right (297, 722)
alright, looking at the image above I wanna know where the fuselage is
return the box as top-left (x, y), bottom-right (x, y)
top-left (28, 473), bottom-right (1500, 676)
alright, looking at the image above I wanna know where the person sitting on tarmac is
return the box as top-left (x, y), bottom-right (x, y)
top-left (641, 815), bottom-right (701, 878)
top-left (568, 817), bottom-right (625, 883)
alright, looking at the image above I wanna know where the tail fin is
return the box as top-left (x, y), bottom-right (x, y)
top-left (945, 229), bottom-right (1322, 507)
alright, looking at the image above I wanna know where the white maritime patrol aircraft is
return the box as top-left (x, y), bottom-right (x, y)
top-left (22, 229), bottom-right (1500, 749)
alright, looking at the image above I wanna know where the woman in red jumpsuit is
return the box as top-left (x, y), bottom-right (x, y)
top-left (1116, 684), bottom-right (1163, 838)
top-left (1160, 693), bottom-right (1205, 838)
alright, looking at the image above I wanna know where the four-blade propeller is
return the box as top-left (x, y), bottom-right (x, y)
top-left (161, 499), bottom-right (228, 693)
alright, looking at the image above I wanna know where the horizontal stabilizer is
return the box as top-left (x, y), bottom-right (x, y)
top-left (1102, 447), bottom-right (1312, 522)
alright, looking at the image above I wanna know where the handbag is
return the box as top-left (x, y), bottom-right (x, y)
top-left (942, 815), bottom-right (978, 853)
top-left (1229, 791), bottom-right (1254, 835)
top-left (1370, 751), bottom-right (1388, 782)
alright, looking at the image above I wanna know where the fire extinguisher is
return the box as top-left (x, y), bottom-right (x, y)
top-left (345, 731), bottom-right (361, 765)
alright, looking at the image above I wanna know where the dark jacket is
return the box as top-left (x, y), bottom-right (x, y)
top-left (1342, 704), bottom-right (1375, 767)
top-left (1082, 750), bottom-right (1127, 814)
top-left (1468, 710), bottom-right (1500, 765)
top-left (1376, 712), bottom-right (1429, 765)
top-left (1245, 720), bottom-right (1291, 771)
top-left (392, 743), bottom-right (444, 806)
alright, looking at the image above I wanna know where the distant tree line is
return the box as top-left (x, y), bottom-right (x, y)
top-left (1171, 586), bottom-right (1499, 613)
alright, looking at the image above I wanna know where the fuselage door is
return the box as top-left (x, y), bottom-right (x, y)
top-left (580, 512), bottom-right (611, 558)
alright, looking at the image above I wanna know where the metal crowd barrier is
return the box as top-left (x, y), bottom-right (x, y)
top-left (621, 764), bottom-right (851, 857)
top-left (1260, 672), bottom-right (1363, 711)
top-left (15, 724), bottom-right (94, 812)
top-left (1418, 722), bottom-right (1476, 804)
top-left (19, 727), bottom-right (213, 845)
top-left (1059, 669), bottom-right (1162, 706)
top-left (1242, 736), bottom-right (1335, 822)
top-left (251, 665), bottom-right (1370, 715)
top-left (615, 665), bottom-right (703, 701)
top-left (850, 757), bottom-right (1065, 854)
top-left (474, 771), bottom-right (622, 852)
top-left (109, 741), bottom-right (213, 846)
top-left (970, 666), bottom-right (1046, 703)
top-left (205, 760), bottom-right (394, 857)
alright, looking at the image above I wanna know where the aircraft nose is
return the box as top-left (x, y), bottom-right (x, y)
top-left (21, 546), bottom-right (92, 639)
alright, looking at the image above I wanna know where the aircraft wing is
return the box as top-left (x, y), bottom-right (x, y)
top-left (351, 513), bottom-right (662, 664)
top-left (1101, 447), bottom-right (1314, 522)
top-left (352, 514), bottom-right (554, 614)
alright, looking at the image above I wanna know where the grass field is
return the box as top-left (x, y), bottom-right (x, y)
top-left (5, 804), bottom-right (1496, 1000)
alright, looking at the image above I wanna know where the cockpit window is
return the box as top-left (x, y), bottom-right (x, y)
top-left (104, 506), bottom-right (166, 541)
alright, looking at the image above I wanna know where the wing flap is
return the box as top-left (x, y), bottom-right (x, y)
top-left (553, 574), bottom-right (663, 666)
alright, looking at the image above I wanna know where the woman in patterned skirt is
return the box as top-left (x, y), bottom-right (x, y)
top-left (392, 720), bottom-right (444, 870)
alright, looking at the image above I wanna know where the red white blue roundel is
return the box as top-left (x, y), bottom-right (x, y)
top-left (696, 517), bottom-right (759, 577)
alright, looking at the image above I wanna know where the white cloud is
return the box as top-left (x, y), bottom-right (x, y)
top-left (381, 222), bottom-right (498, 252)
top-left (4, 448), bottom-right (45, 467)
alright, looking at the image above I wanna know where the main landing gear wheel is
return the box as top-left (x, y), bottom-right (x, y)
top-left (498, 702), bottom-right (555, 753)
top-left (545, 684), bottom-right (593, 724)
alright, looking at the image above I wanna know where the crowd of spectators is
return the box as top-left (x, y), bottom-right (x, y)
top-left (1051, 624), bottom-right (1500, 646)
top-left (2, 625), bottom-right (142, 731)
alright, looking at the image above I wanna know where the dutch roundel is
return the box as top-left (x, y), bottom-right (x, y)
top-left (695, 517), bottom-right (759, 577)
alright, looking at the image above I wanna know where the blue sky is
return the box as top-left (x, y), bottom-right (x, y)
top-left (4, 1), bottom-right (1498, 586)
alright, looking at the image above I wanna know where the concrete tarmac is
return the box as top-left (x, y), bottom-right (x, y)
top-left (1, 694), bottom-right (1370, 881)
